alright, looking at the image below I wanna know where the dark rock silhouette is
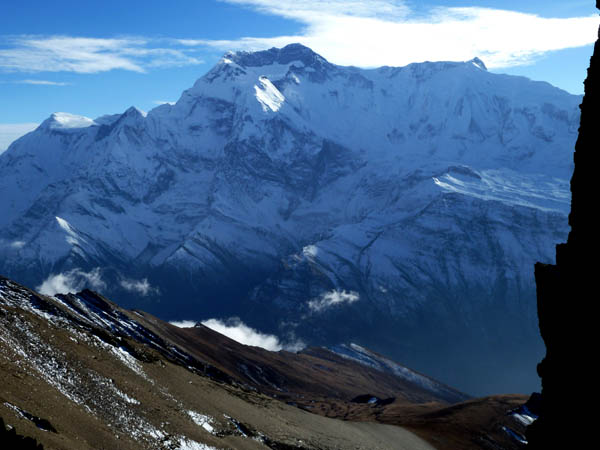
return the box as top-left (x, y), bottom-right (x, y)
top-left (527, 3), bottom-right (599, 448)
top-left (0, 416), bottom-right (44, 450)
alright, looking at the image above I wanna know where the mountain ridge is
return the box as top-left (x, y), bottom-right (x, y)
top-left (0, 274), bottom-right (531, 450)
top-left (0, 43), bottom-right (580, 395)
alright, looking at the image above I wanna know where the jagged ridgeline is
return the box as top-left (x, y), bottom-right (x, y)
top-left (0, 44), bottom-right (580, 395)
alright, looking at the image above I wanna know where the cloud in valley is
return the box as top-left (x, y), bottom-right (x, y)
top-left (169, 320), bottom-right (198, 328)
top-left (37, 267), bottom-right (106, 296)
top-left (308, 289), bottom-right (359, 313)
top-left (201, 317), bottom-right (304, 352)
top-left (119, 277), bottom-right (158, 296)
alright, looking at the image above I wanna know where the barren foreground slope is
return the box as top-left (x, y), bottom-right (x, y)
top-left (1, 276), bottom-right (530, 449)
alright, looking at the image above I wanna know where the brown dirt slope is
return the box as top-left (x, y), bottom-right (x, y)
top-left (131, 309), bottom-right (467, 406)
top-left (1, 275), bottom-right (528, 450)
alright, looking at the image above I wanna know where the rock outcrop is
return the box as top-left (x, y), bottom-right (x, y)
top-left (527, 4), bottom-right (599, 447)
top-left (0, 417), bottom-right (44, 450)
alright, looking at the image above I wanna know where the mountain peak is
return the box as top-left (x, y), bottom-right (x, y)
top-left (123, 106), bottom-right (146, 118)
top-left (226, 43), bottom-right (330, 69)
top-left (40, 112), bottom-right (96, 131)
top-left (468, 57), bottom-right (487, 71)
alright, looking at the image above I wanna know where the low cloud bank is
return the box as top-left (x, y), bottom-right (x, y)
top-left (169, 320), bottom-right (197, 328)
top-left (37, 267), bottom-right (105, 296)
top-left (201, 317), bottom-right (304, 352)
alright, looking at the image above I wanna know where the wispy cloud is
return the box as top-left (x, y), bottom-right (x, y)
top-left (153, 100), bottom-right (176, 105)
top-left (203, 0), bottom-right (598, 69)
top-left (119, 277), bottom-right (158, 296)
top-left (308, 289), bottom-right (359, 313)
top-left (0, 36), bottom-right (204, 74)
top-left (16, 79), bottom-right (69, 86)
top-left (202, 317), bottom-right (304, 352)
top-left (2, 4), bottom-right (593, 76)
top-left (222, 0), bottom-right (410, 21)
top-left (37, 267), bottom-right (106, 296)
top-left (0, 122), bottom-right (39, 153)
top-left (10, 240), bottom-right (25, 249)
top-left (0, 239), bottom-right (27, 250)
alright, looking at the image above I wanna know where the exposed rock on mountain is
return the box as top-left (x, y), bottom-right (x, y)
top-left (0, 44), bottom-right (581, 395)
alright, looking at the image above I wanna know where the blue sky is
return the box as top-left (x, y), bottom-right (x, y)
top-left (0, 0), bottom-right (598, 150)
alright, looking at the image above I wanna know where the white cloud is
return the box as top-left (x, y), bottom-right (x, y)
top-left (204, 1), bottom-right (598, 69)
top-left (302, 244), bottom-right (318, 259)
top-left (37, 267), bottom-right (106, 296)
top-left (153, 100), bottom-right (176, 105)
top-left (201, 317), bottom-right (304, 352)
top-left (119, 277), bottom-right (158, 296)
top-left (0, 239), bottom-right (27, 250)
top-left (0, 36), bottom-right (203, 74)
top-left (221, 0), bottom-right (410, 21)
top-left (0, 5), bottom-right (594, 76)
top-left (308, 289), bottom-right (359, 313)
top-left (169, 320), bottom-right (198, 328)
top-left (16, 79), bottom-right (69, 86)
top-left (10, 241), bottom-right (25, 249)
top-left (0, 123), bottom-right (38, 153)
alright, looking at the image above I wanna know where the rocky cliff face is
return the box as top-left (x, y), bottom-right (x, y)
top-left (527, 4), bottom-right (600, 448)
top-left (0, 44), bottom-right (581, 395)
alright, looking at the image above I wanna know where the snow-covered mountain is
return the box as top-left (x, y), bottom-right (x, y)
top-left (0, 44), bottom-right (580, 395)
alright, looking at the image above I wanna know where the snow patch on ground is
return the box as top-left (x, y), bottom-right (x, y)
top-left (330, 343), bottom-right (466, 402)
top-left (502, 426), bottom-right (528, 445)
top-left (509, 403), bottom-right (538, 426)
top-left (91, 335), bottom-right (147, 378)
top-left (177, 438), bottom-right (220, 450)
top-left (187, 411), bottom-right (216, 434)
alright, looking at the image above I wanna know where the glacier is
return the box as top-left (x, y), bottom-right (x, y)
top-left (0, 44), bottom-right (580, 395)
